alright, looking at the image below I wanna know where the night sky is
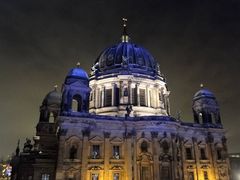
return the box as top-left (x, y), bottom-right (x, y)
top-left (0, 0), bottom-right (240, 158)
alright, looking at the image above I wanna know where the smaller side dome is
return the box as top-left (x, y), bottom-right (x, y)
top-left (42, 89), bottom-right (62, 106)
top-left (192, 85), bottom-right (222, 126)
top-left (39, 86), bottom-right (62, 123)
top-left (66, 63), bottom-right (89, 80)
top-left (193, 88), bottom-right (215, 100)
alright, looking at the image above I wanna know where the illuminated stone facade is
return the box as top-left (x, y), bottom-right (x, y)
top-left (11, 23), bottom-right (231, 180)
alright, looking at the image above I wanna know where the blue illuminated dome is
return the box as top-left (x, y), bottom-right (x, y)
top-left (91, 42), bottom-right (161, 78)
top-left (193, 88), bottom-right (215, 100)
top-left (67, 67), bottom-right (89, 80)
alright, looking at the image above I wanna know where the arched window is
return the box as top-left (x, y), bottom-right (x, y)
top-left (211, 113), bottom-right (215, 123)
top-left (41, 174), bottom-right (50, 180)
top-left (69, 145), bottom-right (77, 159)
top-left (161, 140), bottom-right (169, 154)
top-left (141, 141), bottom-right (148, 153)
top-left (199, 113), bottom-right (203, 124)
top-left (49, 112), bottom-right (55, 123)
top-left (72, 94), bottom-right (82, 112)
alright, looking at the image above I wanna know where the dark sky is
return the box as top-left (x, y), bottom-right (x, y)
top-left (0, 0), bottom-right (240, 157)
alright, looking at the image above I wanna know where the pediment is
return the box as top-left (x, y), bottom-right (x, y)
top-left (89, 135), bottom-right (104, 143)
top-left (110, 137), bottom-right (123, 143)
top-left (65, 166), bottom-right (79, 172)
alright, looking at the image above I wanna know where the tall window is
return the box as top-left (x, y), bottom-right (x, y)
top-left (203, 171), bottom-right (208, 180)
top-left (186, 147), bottom-right (193, 160)
top-left (91, 173), bottom-right (99, 180)
top-left (188, 172), bottom-right (194, 180)
top-left (211, 113), bottom-right (215, 123)
top-left (113, 145), bottom-right (120, 159)
top-left (49, 112), bottom-right (55, 123)
top-left (105, 89), bottom-right (112, 107)
top-left (113, 173), bottom-right (120, 180)
top-left (200, 148), bottom-right (207, 160)
top-left (141, 141), bottom-right (148, 153)
top-left (141, 167), bottom-right (151, 180)
top-left (69, 145), bottom-right (77, 159)
top-left (199, 113), bottom-right (203, 123)
top-left (217, 149), bottom-right (222, 160)
top-left (92, 145), bottom-right (100, 159)
top-left (123, 87), bottom-right (128, 96)
top-left (41, 174), bottom-right (50, 180)
top-left (160, 166), bottom-right (170, 180)
top-left (140, 89), bottom-right (146, 106)
top-left (131, 88), bottom-right (137, 105)
top-left (72, 94), bottom-right (82, 112)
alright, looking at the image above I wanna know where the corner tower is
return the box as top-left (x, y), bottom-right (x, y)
top-left (89, 19), bottom-right (170, 117)
top-left (192, 85), bottom-right (222, 127)
top-left (61, 63), bottom-right (91, 115)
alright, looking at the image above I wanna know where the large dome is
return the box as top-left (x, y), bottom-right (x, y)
top-left (91, 42), bottom-right (161, 78)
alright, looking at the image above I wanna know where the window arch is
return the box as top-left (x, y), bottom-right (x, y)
top-left (72, 94), bottom-right (82, 112)
top-left (141, 141), bottom-right (148, 153)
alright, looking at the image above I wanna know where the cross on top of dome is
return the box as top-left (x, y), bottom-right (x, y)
top-left (121, 18), bottom-right (129, 42)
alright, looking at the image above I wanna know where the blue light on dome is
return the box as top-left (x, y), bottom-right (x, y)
top-left (193, 88), bottom-right (215, 100)
top-left (67, 68), bottom-right (89, 79)
top-left (91, 42), bottom-right (161, 78)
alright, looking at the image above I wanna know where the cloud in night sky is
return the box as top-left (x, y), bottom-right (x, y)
top-left (0, 0), bottom-right (240, 157)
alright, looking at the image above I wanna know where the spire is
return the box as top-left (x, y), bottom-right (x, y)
top-left (16, 139), bottom-right (20, 156)
top-left (76, 62), bottom-right (81, 68)
top-left (54, 85), bottom-right (58, 91)
top-left (121, 18), bottom-right (129, 42)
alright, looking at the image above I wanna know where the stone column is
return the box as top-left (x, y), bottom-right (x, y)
top-left (92, 85), bottom-right (96, 109)
top-left (112, 83), bottom-right (116, 106)
top-left (146, 86), bottom-right (150, 107)
top-left (103, 132), bottom-right (110, 179)
top-left (55, 134), bottom-right (66, 180)
top-left (136, 83), bottom-right (140, 106)
top-left (101, 86), bottom-right (105, 107)
top-left (95, 88), bottom-right (99, 108)
top-left (128, 80), bottom-right (132, 105)
top-left (192, 137), bottom-right (200, 180)
top-left (151, 131), bottom-right (159, 180)
top-left (206, 133), bottom-right (218, 180)
top-left (125, 135), bottom-right (133, 180)
top-left (181, 137), bottom-right (188, 180)
top-left (81, 129), bottom-right (90, 180)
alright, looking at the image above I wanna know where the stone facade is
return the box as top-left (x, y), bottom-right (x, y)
top-left (54, 116), bottom-right (230, 180)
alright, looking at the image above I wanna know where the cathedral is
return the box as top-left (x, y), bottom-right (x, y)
top-left (11, 20), bottom-right (231, 180)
